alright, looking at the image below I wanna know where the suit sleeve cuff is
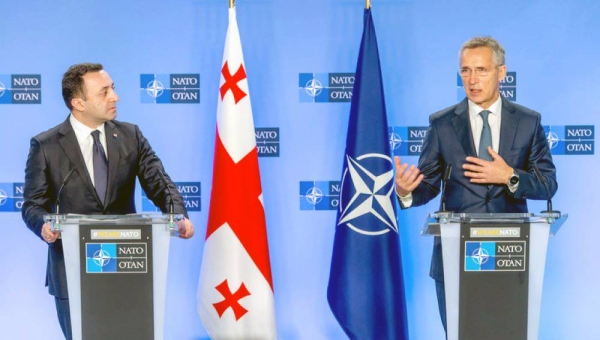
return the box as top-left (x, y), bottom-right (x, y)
top-left (396, 191), bottom-right (413, 208)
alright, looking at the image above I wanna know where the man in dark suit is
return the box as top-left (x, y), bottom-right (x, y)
top-left (394, 36), bottom-right (557, 331)
top-left (21, 63), bottom-right (195, 339)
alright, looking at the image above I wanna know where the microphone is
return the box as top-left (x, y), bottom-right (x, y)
top-left (157, 170), bottom-right (176, 226)
top-left (532, 164), bottom-right (560, 216)
top-left (436, 163), bottom-right (453, 213)
top-left (55, 168), bottom-right (77, 215)
top-left (53, 168), bottom-right (77, 231)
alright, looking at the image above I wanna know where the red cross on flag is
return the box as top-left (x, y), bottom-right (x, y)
top-left (197, 6), bottom-right (277, 339)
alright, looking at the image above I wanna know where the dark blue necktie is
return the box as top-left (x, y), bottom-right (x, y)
top-left (478, 110), bottom-right (493, 161)
top-left (91, 130), bottom-right (108, 204)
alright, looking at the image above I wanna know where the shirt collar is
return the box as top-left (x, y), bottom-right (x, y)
top-left (69, 114), bottom-right (106, 138)
top-left (468, 95), bottom-right (503, 119)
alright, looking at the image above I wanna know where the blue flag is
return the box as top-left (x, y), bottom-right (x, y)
top-left (327, 8), bottom-right (409, 340)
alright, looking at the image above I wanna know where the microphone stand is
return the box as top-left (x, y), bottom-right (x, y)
top-left (52, 168), bottom-right (77, 232)
top-left (158, 171), bottom-right (177, 232)
top-left (435, 163), bottom-right (453, 213)
top-left (532, 164), bottom-right (561, 221)
top-left (435, 164), bottom-right (453, 222)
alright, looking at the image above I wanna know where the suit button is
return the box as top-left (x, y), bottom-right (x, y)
top-left (486, 197), bottom-right (492, 203)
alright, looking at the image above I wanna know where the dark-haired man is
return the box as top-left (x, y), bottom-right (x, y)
top-left (22, 63), bottom-right (194, 339)
top-left (394, 36), bottom-right (557, 331)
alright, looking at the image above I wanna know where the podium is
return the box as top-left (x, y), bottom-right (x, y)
top-left (45, 214), bottom-right (182, 340)
top-left (422, 212), bottom-right (567, 340)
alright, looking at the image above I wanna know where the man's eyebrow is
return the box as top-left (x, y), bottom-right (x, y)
top-left (98, 84), bottom-right (112, 93)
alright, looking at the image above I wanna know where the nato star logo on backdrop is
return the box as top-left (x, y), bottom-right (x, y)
top-left (140, 74), bottom-right (200, 103)
top-left (0, 183), bottom-right (24, 212)
top-left (0, 189), bottom-right (7, 207)
top-left (0, 74), bottom-right (41, 104)
top-left (544, 125), bottom-right (594, 155)
top-left (146, 79), bottom-right (165, 98)
top-left (299, 181), bottom-right (340, 210)
top-left (298, 73), bottom-right (354, 103)
top-left (338, 153), bottom-right (397, 236)
top-left (388, 126), bottom-right (428, 156)
top-left (389, 130), bottom-right (402, 151)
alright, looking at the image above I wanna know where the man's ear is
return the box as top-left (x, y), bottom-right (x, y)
top-left (71, 97), bottom-right (84, 111)
top-left (497, 64), bottom-right (507, 82)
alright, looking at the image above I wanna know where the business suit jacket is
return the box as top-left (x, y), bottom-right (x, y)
top-left (407, 98), bottom-right (557, 282)
top-left (22, 116), bottom-right (187, 298)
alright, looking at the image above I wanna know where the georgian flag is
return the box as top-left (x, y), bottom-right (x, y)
top-left (197, 7), bottom-right (276, 339)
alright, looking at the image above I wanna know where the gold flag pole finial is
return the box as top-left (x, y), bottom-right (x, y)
top-left (366, 0), bottom-right (371, 9)
top-left (230, 0), bottom-right (234, 8)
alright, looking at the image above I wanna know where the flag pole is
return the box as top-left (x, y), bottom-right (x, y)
top-left (230, 0), bottom-right (234, 8)
top-left (366, 0), bottom-right (371, 9)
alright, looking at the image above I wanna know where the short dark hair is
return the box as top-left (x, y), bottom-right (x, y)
top-left (62, 63), bottom-right (104, 110)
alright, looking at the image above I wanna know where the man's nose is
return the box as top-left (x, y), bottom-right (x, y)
top-left (110, 89), bottom-right (119, 102)
top-left (468, 74), bottom-right (479, 84)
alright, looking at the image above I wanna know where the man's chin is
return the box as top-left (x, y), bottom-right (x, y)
top-left (466, 95), bottom-right (484, 106)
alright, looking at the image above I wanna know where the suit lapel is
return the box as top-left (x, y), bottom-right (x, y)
top-left (452, 99), bottom-right (477, 157)
top-left (57, 117), bottom-right (100, 204)
top-left (104, 121), bottom-right (121, 206)
top-left (498, 98), bottom-right (519, 158)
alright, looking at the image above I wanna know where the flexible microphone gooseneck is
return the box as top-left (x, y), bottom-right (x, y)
top-left (436, 163), bottom-right (453, 213)
top-left (157, 170), bottom-right (175, 225)
top-left (55, 168), bottom-right (77, 215)
top-left (532, 164), bottom-right (559, 215)
top-left (52, 168), bottom-right (77, 231)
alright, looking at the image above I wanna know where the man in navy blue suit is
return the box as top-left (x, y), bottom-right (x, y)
top-left (22, 63), bottom-right (195, 339)
top-left (394, 36), bottom-right (557, 331)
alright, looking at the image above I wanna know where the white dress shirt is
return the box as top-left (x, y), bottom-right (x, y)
top-left (469, 96), bottom-right (502, 157)
top-left (69, 114), bottom-right (107, 188)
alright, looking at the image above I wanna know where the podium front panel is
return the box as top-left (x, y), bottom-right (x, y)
top-left (438, 216), bottom-right (552, 340)
top-left (459, 223), bottom-right (530, 340)
top-left (80, 224), bottom-right (154, 339)
top-left (59, 215), bottom-right (173, 340)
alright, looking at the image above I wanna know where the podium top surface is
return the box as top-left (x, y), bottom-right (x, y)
top-left (422, 212), bottom-right (568, 236)
top-left (44, 213), bottom-right (184, 225)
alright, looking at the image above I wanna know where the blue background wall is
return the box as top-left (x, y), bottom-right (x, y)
top-left (0, 0), bottom-right (597, 339)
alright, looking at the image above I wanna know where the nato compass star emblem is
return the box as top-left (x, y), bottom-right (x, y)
top-left (305, 186), bottom-right (324, 205)
top-left (471, 247), bottom-right (490, 265)
top-left (546, 131), bottom-right (559, 150)
top-left (0, 82), bottom-right (6, 98)
top-left (0, 189), bottom-right (7, 206)
top-left (304, 78), bottom-right (323, 98)
top-left (92, 249), bottom-right (112, 267)
top-left (389, 132), bottom-right (402, 151)
top-left (146, 79), bottom-right (165, 99)
top-left (338, 153), bottom-right (397, 236)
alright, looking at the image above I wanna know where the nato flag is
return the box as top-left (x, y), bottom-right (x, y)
top-left (327, 8), bottom-right (409, 340)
